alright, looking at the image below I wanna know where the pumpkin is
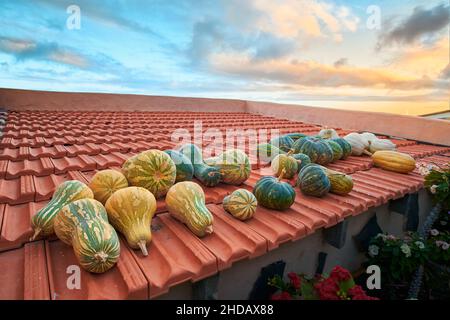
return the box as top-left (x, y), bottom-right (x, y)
top-left (89, 169), bottom-right (129, 204)
top-left (164, 149), bottom-right (194, 182)
top-left (54, 198), bottom-right (120, 273)
top-left (291, 153), bottom-right (311, 172)
top-left (332, 138), bottom-right (352, 159)
top-left (294, 137), bottom-right (334, 165)
top-left (372, 151), bottom-right (416, 173)
top-left (368, 139), bottom-right (396, 153)
top-left (31, 180), bottom-right (94, 240)
top-left (166, 181), bottom-right (214, 237)
top-left (325, 140), bottom-right (344, 162)
top-left (285, 132), bottom-right (307, 141)
top-left (297, 164), bottom-right (331, 197)
top-left (194, 163), bottom-right (222, 187)
top-left (343, 133), bottom-right (371, 156)
top-left (318, 128), bottom-right (339, 139)
top-left (360, 132), bottom-right (377, 144)
top-left (320, 167), bottom-right (353, 195)
top-left (178, 143), bottom-right (203, 165)
top-left (289, 136), bottom-right (307, 154)
top-left (122, 149), bottom-right (176, 198)
top-left (204, 149), bottom-right (250, 185)
top-left (271, 154), bottom-right (298, 179)
top-left (257, 143), bottom-right (286, 163)
top-left (222, 189), bottom-right (257, 221)
top-left (253, 170), bottom-right (296, 210)
top-left (270, 135), bottom-right (294, 153)
top-left (105, 187), bottom-right (156, 256)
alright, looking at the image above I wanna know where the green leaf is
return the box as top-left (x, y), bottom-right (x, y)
top-left (300, 280), bottom-right (318, 300)
top-left (339, 278), bottom-right (356, 294)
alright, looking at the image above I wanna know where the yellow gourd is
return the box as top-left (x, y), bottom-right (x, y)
top-left (372, 151), bottom-right (416, 173)
top-left (89, 169), bottom-right (129, 204)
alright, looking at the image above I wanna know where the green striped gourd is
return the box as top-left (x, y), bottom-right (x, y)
top-left (105, 187), bottom-right (156, 256)
top-left (292, 137), bottom-right (334, 165)
top-left (204, 149), bottom-right (250, 185)
top-left (332, 138), bottom-right (352, 159)
top-left (54, 199), bottom-right (120, 273)
top-left (325, 140), bottom-right (344, 162)
top-left (31, 180), bottom-right (94, 240)
top-left (122, 149), bottom-right (176, 198)
top-left (271, 154), bottom-right (298, 179)
top-left (164, 149), bottom-right (194, 182)
top-left (291, 153), bottom-right (311, 172)
top-left (166, 181), bottom-right (214, 237)
top-left (270, 135), bottom-right (294, 153)
top-left (297, 164), bottom-right (331, 197)
top-left (319, 166), bottom-right (354, 195)
top-left (223, 189), bottom-right (257, 221)
top-left (253, 170), bottom-right (296, 210)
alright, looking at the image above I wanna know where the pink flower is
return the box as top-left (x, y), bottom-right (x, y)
top-left (330, 266), bottom-right (352, 282)
top-left (314, 278), bottom-right (340, 300)
top-left (287, 272), bottom-right (301, 289)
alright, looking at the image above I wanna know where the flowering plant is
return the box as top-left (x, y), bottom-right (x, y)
top-left (418, 162), bottom-right (450, 211)
top-left (427, 229), bottom-right (450, 265)
top-left (269, 266), bottom-right (378, 300)
top-left (367, 232), bottom-right (428, 283)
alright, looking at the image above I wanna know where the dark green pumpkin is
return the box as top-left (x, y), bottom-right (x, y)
top-left (332, 138), bottom-right (352, 159)
top-left (291, 153), bottom-right (311, 172)
top-left (257, 143), bottom-right (286, 163)
top-left (165, 150), bottom-right (194, 182)
top-left (285, 132), bottom-right (307, 141)
top-left (297, 164), bottom-right (330, 197)
top-left (289, 136), bottom-right (307, 154)
top-left (296, 137), bottom-right (333, 165)
top-left (270, 135), bottom-right (294, 153)
top-left (178, 143), bottom-right (203, 165)
top-left (253, 176), bottom-right (296, 210)
top-left (194, 163), bottom-right (222, 187)
top-left (325, 140), bottom-right (343, 162)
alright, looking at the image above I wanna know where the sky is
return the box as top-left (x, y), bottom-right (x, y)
top-left (0, 0), bottom-right (449, 116)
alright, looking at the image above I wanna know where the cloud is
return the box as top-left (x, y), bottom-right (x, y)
top-left (0, 36), bottom-right (88, 68)
top-left (378, 3), bottom-right (450, 48)
top-left (440, 64), bottom-right (450, 79)
top-left (334, 58), bottom-right (348, 68)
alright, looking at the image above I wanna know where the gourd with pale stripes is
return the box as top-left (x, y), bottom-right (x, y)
top-left (291, 153), bottom-right (311, 173)
top-left (270, 135), bottom-right (294, 153)
top-left (257, 143), bottom-right (286, 163)
top-left (319, 166), bottom-right (354, 195)
top-left (271, 154), bottom-right (298, 179)
top-left (297, 164), bottom-right (331, 197)
top-left (291, 137), bottom-right (334, 165)
top-left (166, 181), bottom-right (214, 237)
top-left (31, 180), bottom-right (94, 240)
top-left (54, 198), bottom-right (120, 273)
top-left (253, 170), bottom-right (296, 210)
top-left (164, 149), bottom-right (194, 182)
top-left (205, 149), bottom-right (250, 185)
top-left (89, 169), bottom-right (129, 204)
top-left (105, 187), bottom-right (156, 256)
top-left (122, 149), bottom-right (176, 198)
top-left (332, 138), bottom-right (352, 159)
top-left (325, 140), bottom-right (344, 162)
top-left (223, 189), bottom-right (257, 221)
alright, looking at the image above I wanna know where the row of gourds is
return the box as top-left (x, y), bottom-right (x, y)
top-left (29, 145), bottom-right (256, 274)
top-left (28, 130), bottom-right (416, 274)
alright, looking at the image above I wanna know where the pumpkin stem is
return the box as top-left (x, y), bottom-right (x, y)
top-left (30, 228), bottom-right (41, 241)
top-left (363, 150), bottom-right (373, 156)
top-left (94, 251), bottom-right (109, 263)
top-left (287, 149), bottom-right (294, 156)
top-left (278, 168), bottom-right (286, 181)
top-left (137, 240), bottom-right (148, 256)
top-left (205, 225), bottom-right (213, 235)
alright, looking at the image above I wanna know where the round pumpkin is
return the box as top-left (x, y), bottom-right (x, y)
top-left (291, 153), bottom-right (311, 173)
top-left (164, 149), bottom-right (194, 182)
top-left (332, 138), bottom-right (352, 159)
top-left (204, 149), bottom-right (250, 185)
top-left (223, 189), bottom-right (257, 221)
top-left (253, 175), bottom-right (296, 210)
top-left (295, 137), bottom-right (334, 165)
top-left (270, 135), bottom-right (294, 153)
top-left (89, 169), bottom-right (129, 204)
top-left (325, 140), bottom-right (344, 162)
top-left (105, 187), bottom-right (156, 256)
top-left (271, 154), bottom-right (298, 179)
top-left (122, 149), bottom-right (176, 198)
top-left (297, 164), bottom-right (331, 197)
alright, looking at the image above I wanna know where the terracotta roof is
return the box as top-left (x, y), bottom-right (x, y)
top-left (0, 89), bottom-right (449, 300)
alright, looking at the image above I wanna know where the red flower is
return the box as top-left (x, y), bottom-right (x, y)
top-left (352, 294), bottom-right (379, 300)
top-left (314, 278), bottom-right (340, 300)
top-left (348, 285), bottom-right (366, 297)
top-left (288, 272), bottom-right (301, 289)
top-left (330, 266), bottom-right (352, 282)
top-left (271, 291), bottom-right (292, 300)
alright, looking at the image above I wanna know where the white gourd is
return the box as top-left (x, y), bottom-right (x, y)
top-left (369, 139), bottom-right (396, 153)
top-left (318, 128), bottom-right (339, 139)
top-left (344, 133), bottom-right (371, 156)
top-left (360, 132), bottom-right (377, 144)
